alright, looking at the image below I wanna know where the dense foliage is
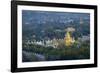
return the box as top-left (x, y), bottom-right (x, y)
top-left (22, 41), bottom-right (90, 62)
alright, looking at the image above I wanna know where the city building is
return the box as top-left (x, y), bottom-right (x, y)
top-left (25, 30), bottom-right (75, 48)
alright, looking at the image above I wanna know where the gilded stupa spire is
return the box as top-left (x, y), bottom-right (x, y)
top-left (64, 27), bottom-right (75, 46)
top-left (65, 31), bottom-right (73, 46)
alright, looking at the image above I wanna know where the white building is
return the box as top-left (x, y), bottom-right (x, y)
top-left (78, 35), bottom-right (90, 42)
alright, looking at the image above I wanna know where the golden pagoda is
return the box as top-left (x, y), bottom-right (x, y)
top-left (64, 31), bottom-right (74, 46)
